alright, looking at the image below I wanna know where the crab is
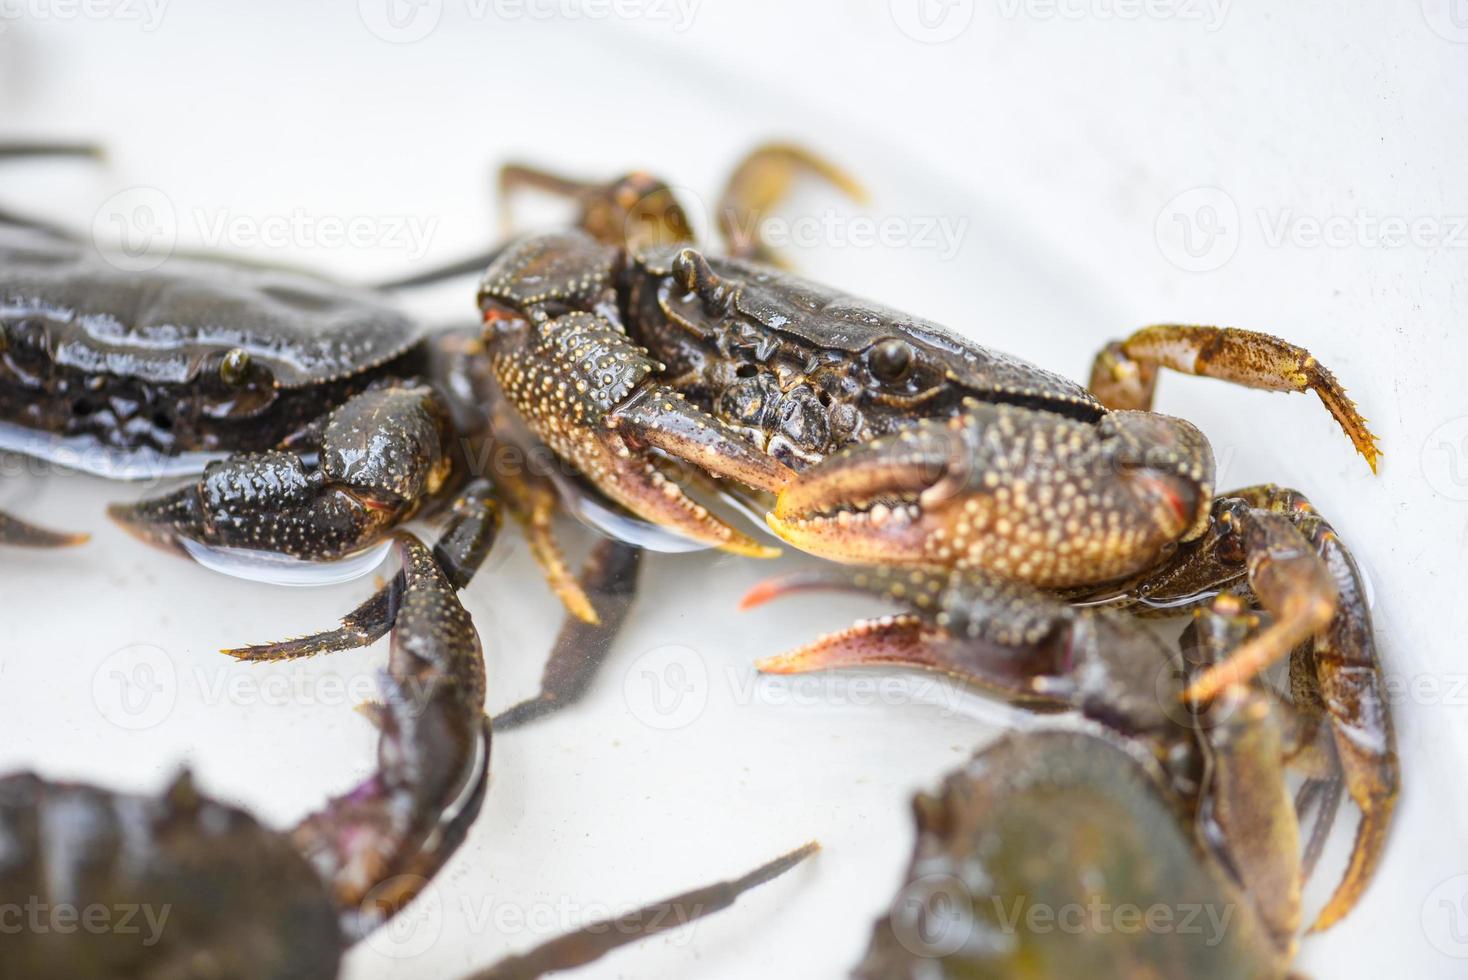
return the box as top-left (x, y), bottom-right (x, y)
top-left (460, 147), bottom-right (1394, 931)
top-left (0, 142), bottom-right (646, 661)
top-left (0, 531), bottom-right (813, 978)
top-left (751, 376), bottom-right (1392, 932)
top-left (750, 567), bottom-right (1342, 977)
top-left (2, 142), bottom-right (1396, 970)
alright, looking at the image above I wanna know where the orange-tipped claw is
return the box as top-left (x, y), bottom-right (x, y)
top-left (754, 616), bottom-right (940, 675)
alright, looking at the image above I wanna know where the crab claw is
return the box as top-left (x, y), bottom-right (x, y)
top-left (107, 451), bottom-right (401, 561)
top-left (109, 385), bottom-right (451, 572)
top-left (767, 404), bottom-right (1213, 590)
top-left (743, 564), bottom-right (1183, 735)
top-left (744, 566), bottom-right (1074, 702)
top-left (484, 306), bottom-right (793, 558)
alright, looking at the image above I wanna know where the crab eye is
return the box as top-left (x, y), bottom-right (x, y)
top-left (219, 348), bottom-right (251, 386)
top-left (868, 339), bottom-right (914, 383)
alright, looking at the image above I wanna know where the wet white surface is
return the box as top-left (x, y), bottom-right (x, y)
top-left (0, 5), bottom-right (1464, 978)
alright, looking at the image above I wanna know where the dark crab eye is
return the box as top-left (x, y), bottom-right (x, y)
top-left (868, 339), bottom-right (914, 383)
top-left (219, 348), bottom-right (251, 386)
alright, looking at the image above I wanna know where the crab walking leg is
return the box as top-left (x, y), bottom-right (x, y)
top-left (223, 480), bottom-right (503, 661)
top-left (493, 539), bottom-right (643, 731)
top-left (464, 842), bottom-right (818, 980)
top-left (1228, 485), bottom-right (1398, 932)
top-left (471, 372), bottom-right (606, 623)
top-left (715, 143), bottom-right (868, 266)
top-left (108, 382), bottom-right (453, 560)
top-left (1183, 599), bottom-right (1303, 952)
top-left (491, 463), bottom-right (601, 623)
top-left (0, 511), bottom-right (89, 547)
top-left (291, 532), bottom-right (490, 936)
top-left (1180, 502), bottom-right (1339, 703)
top-left (1088, 325), bottom-right (1381, 470)
top-left (0, 141), bottom-right (105, 162)
top-left (499, 162), bottom-right (696, 251)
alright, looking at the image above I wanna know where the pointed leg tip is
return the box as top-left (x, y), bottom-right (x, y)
top-left (562, 590), bottom-right (601, 625)
top-left (738, 580), bottom-right (782, 612)
top-left (0, 516), bottom-right (91, 548)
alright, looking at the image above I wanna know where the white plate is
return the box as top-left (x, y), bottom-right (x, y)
top-left (0, 7), bottom-right (1453, 979)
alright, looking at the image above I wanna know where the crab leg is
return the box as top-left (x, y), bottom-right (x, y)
top-left (222, 480), bottom-right (503, 661)
top-left (465, 842), bottom-right (818, 980)
top-left (291, 532), bottom-right (490, 937)
top-left (0, 512), bottom-right (89, 547)
top-left (1089, 325), bottom-right (1381, 470)
top-left (493, 538), bottom-right (643, 731)
top-left (499, 162), bottom-right (695, 252)
top-left (1180, 502), bottom-right (1339, 703)
top-left (1183, 598), bottom-right (1303, 952)
top-left (1094, 483), bottom-right (1394, 930)
top-left (1220, 486), bottom-right (1396, 931)
top-left (715, 143), bottom-right (867, 266)
top-left (0, 141), bottom-right (104, 161)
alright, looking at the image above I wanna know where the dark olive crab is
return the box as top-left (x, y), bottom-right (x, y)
top-left (749, 566), bottom-right (1347, 977)
top-left (754, 344), bottom-right (1394, 931)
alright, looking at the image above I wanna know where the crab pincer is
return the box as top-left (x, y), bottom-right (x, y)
top-left (766, 403), bottom-right (1214, 588)
top-left (291, 531), bottom-right (490, 934)
top-left (106, 383), bottom-right (453, 563)
top-left (741, 563), bottom-right (1185, 734)
top-left (480, 233), bottom-right (795, 557)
